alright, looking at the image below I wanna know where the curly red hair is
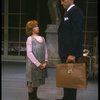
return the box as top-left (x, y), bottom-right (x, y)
top-left (25, 20), bottom-right (38, 35)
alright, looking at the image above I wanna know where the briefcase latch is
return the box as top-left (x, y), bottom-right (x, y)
top-left (67, 64), bottom-right (74, 74)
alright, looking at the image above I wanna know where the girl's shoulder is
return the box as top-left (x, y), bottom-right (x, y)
top-left (26, 36), bottom-right (32, 42)
top-left (27, 36), bottom-right (31, 39)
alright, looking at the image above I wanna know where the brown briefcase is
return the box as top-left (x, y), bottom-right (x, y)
top-left (56, 63), bottom-right (87, 89)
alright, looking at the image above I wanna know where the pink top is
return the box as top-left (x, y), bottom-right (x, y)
top-left (26, 36), bottom-right (48, 67)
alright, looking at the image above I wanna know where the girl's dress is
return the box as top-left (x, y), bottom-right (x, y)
top-left (26, 36), bottom-right (48, 87)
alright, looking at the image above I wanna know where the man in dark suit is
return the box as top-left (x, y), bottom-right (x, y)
top-left (57, 0), bottom-right (84, 100)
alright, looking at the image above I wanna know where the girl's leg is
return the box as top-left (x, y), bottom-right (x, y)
top-left (28, 86), bottom-right (34, 100)
top-left (33, 87), bottom-right (40, 100)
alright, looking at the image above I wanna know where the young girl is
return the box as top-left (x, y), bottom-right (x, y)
top-left (25, 20), bottom-right (48, 100)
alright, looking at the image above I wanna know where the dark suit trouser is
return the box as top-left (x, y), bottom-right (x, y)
top-left (63, 88), bottom-right (77, 100)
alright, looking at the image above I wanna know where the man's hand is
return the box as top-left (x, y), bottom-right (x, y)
top-left (67, 55), bottom-right (76, 62)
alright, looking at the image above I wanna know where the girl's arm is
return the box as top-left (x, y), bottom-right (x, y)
top-left (26, 36), bottom-right (41, 67)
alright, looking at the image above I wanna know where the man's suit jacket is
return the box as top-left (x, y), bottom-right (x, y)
top-left (58, 6), bottom-right (84, 58)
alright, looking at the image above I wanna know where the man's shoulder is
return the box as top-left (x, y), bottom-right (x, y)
top-left (69, 6), bottom-right (83, 17)
top-left (71, 6), bottom-right (82, 12)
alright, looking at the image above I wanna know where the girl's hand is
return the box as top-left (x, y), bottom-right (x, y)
top-left (39, 62), bottom-right (47, 69)
top-left (42, 63), bottom-right (47, 68)
top-left (39, 64), bottom-right (44, 69)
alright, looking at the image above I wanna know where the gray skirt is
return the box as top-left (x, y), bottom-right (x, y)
top-left (26, 58), bottom-right (48, 87)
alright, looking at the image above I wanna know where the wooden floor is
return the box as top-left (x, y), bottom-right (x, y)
top-left (2, 62), bottom-right (98, 100)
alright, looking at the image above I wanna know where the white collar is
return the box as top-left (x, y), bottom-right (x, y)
top-left (67, 4), bottom-right (75, 12)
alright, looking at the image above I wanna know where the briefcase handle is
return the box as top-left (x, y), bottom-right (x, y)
top-left (66, 59), bottom-right (75, 63)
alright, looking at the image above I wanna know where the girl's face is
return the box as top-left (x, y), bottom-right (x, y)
top-left (32, 25), bottom-right (39, 34)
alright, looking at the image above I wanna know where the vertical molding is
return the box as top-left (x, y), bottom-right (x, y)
top-left (4, 0), bottom-right (8, 56)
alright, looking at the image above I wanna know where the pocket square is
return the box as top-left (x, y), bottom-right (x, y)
top-left (64, 17), bottom-right (69, 21)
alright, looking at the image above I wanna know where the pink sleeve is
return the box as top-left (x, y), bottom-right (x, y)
top-left (26, 36), bottom-right (41, 67)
